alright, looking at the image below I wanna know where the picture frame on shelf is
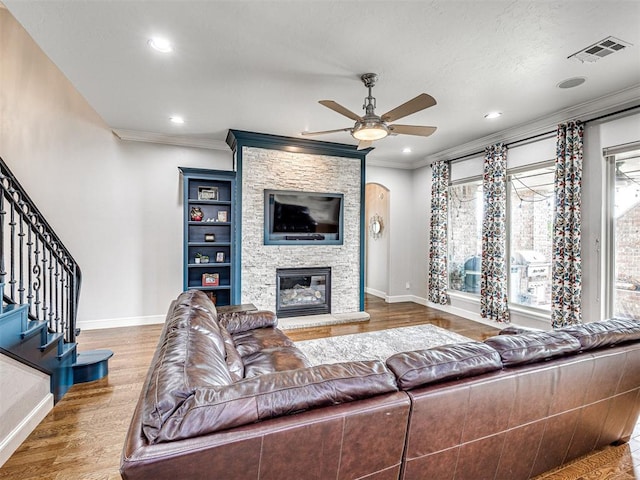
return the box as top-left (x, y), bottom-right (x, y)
top-left (204, 233), bottom-right (216, 242)
top-left (198, 186), bottom-right (219, 201)
top-left (217, 210), bottom-right (228, 222)
top-left (202, 273), bottom-right (219, 286)
top-left (215, 252), bottom-right (225, 263)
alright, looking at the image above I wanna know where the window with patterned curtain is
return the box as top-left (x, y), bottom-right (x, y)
top-left (552, 121), bottom-right (584, 327)
top-left (480, 144), bottom-right (510, 322)
top-left (429, 160), bottom-right (449, 305)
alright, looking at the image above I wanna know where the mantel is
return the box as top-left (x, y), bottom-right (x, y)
top-left (225, 129), bottom-right (373, 161)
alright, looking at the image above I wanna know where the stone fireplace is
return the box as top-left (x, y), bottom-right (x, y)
top-left (227, 130), bottom-right (370, 320)
top-left (276, 267), bottom-right (331, 318)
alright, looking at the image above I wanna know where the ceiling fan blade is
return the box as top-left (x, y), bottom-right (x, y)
top-left (381, 93), bottom-right (437, 123)
top-left (301, 127), bottom-right (352, 136)
top-left (357, 140), bottom-right (373, 150)
top-left (319, 100), bottom-right (363, 122)
top-left (388, 125), bottom-right (437, 137)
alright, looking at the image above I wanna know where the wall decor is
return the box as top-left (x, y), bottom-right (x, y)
top-left (198, 186), bottom-right (218, 200)
top-left (369, 213), bottom-right (384, 239)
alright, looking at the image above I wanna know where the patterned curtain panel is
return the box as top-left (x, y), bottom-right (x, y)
top-left (551, 121), bottom-right (584, 328)
top-left (480, 144), bottom-right (510, 322)
top-left (428, 160), bottom-right (449, 305)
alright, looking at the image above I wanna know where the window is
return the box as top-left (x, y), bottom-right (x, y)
top-left (447, 164), bottom-right (556, 311)
top-left (609, 150), bottom-right (640, 320)
top-left (507, 165), bottom-right (555, 310)
top-left (448, 180), bottom-right (483, 294)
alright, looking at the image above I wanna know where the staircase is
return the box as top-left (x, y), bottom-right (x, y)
top-left (0, 157), bottom-right (112, 404)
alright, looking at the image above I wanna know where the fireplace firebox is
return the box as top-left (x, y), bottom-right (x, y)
top-left (276, 267), bottom-right (331, 318)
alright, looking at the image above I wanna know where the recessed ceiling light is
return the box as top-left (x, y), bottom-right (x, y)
top-left (557, 77), bottom-right (587, 89)
top-left (170, 116), bottom-right (184, 124)
top-left (148, 37), bottom-right (173, 53)
top-left (402, 147), bottom-right (412, 154)
top-left (484, 111), bottom-right (502, 119)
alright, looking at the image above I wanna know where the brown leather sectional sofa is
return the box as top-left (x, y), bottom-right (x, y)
top-left (121, 290), bottom-right (640, 480)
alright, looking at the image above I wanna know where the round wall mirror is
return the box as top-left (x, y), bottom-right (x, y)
top-left (369, 214), bottom-right (384, 239)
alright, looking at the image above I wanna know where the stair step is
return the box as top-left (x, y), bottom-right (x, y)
top-left (58, 341), bottom-right (77, 361)
top-left (73, 349), bottom-right (114, 384)
top-left (0, 303), bottom-right (29, 326)
top-left (21, 320), bottom-right (48, 340)
top-left (40, 332), bottom-right (63, 352)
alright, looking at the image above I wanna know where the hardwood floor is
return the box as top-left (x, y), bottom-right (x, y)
top-left (1, 295), bottom-right (638, 479)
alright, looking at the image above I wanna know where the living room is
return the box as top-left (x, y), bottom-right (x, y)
top-left (1, 1), bottom-right (640, 479)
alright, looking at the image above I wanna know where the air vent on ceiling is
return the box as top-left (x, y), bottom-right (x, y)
top-left (568, 36), bottom-right (632, 63)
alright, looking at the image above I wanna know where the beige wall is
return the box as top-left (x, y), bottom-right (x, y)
top-left (0, 9), bottom-right (232, 329)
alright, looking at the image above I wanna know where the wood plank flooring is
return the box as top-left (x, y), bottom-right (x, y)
top-left (1, 295), bottom-right (639, 479)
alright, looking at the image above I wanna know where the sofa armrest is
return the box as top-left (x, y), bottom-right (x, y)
top-left (154, 360), bottom-right (398, 442)
top-left (217, 310), bottom-right (278, 334)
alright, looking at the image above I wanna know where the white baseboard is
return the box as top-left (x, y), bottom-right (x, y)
top-left (0, 393), bottom-right (53, 467)
top-left (77, 314), bottom-right (165, 331)
top-left (364, 287), bottom-right (387, 300)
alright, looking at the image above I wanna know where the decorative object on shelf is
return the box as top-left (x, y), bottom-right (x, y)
top-left (217, 210), bottom-right (228, 222)
top-left (205, 291), bottom-right (217, 304)
top-left (198, 186), bottom-right (219, 200)
top-left (204, 233), bottom-right (216, 242)
top-left (369, 213), bottom-right (384, 239)
top-left (202, 273), bottom-right (219, 286)
top-left (190, 206), bottom-right (204, 221)
top-left (195, 253), bottom-right (209, 264)
top-left (216, 251), bottom-right (225, 263)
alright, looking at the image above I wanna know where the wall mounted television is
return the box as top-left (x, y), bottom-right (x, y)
top-left (264, 189), bottom-right (344, 245)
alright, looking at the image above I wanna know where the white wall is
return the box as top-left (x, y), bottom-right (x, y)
top-left (1, 9), bottom-right (232, 329)
top-left (365, 166), bottom-right (416, 300)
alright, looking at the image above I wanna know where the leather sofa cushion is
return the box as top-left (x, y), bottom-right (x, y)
top-left (218, 310), bottom-right (278, 334)
top-left (142, 305), bottom-right (232, 443)
top-left (386, 342), bottom-right (502, 390)
top-left (174, 289), bottom-right (218, 321)
top-left (220, 326), bottom-right (244, 381)
top-left (233, 327), bottom-right (295, 358)
top-left (154, 361), bottom-right (399, 443)
top-left (499, 325), bottom-right (544, 335)
top-left (484, 331), bottom-right (580, 366)
top-left (559, 319), bottom-right (640, 351)
top-left (243, 346), bottom-right (311, 377)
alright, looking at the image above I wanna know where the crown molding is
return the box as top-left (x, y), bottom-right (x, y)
top-left (112, 129), bottom-right (230, 151)
top-left (413, 84), bottom-right (640, 169)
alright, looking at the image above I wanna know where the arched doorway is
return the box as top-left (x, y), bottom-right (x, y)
top-left (365, 183), bottom-right (390, 299)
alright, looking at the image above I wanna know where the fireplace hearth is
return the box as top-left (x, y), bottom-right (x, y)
top-left (276, 267), bottom-right (331, 318)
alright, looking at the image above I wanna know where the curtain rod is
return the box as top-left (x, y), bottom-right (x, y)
top-left (444, 104), bottom-right (640, 165)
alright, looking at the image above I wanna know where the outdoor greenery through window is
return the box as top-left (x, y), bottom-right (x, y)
top-left (447, 164), bottom-right (555, 312)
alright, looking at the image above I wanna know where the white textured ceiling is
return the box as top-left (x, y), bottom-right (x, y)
top-left (4, 0), bottom-right (640, 167)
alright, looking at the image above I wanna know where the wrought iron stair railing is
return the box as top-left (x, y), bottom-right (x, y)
top-left (0, 156), bottom-right (81, 344)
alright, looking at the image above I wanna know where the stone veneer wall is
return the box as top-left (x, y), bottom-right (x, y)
top-left (241, 146), bottom-right (361, 314)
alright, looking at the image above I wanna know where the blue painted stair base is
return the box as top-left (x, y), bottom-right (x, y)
top-left (0, 284), bottom-right (113, 403)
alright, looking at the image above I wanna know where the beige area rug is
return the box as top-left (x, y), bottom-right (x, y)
top-left (278, 311), bottom-right (370, 330)
top-left (295, 324), bottom-right (471, 366)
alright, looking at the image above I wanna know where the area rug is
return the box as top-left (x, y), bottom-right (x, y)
top-left (295, 324), bottom-right (472, 366)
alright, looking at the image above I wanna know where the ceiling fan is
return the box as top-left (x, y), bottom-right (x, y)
top-left (301, 73), bottom-right (437, 150)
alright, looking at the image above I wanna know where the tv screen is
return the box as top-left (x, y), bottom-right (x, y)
top-left (264, 190), bottom-right (344, 245)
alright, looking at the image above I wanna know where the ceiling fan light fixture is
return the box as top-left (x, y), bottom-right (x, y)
top-left (352, 122), bottom-right (389, 141)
